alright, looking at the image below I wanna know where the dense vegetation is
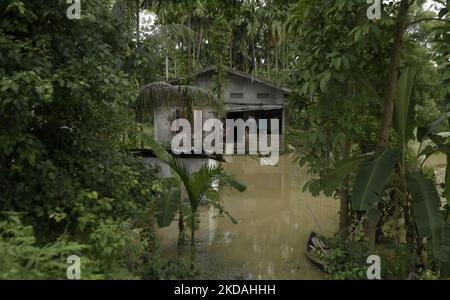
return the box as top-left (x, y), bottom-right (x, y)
top-left (0, 0), bottom-right (193, 279)
top-left (1, 0), bottom-right (449, 279)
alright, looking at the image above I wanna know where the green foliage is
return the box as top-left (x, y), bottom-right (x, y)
top-left (156, 186), bottom-right (181, 228)
top-left (381, 243), bottom-right (420, 280)
top-left (315, 234), bottom-right (370, 280)
top-left (140, 255), bottom-right (200, 280)
top-left (406, 173), bottom-right (443, 257)
top-left (394, 68), bottom-right (416, 157)
top-left (351, 149), bottom-right (401, 222)
top-left (405, 171), bottom-right (450, 274)
top-left (308, 153), bottom-right (372, 196)
top-left (0, 214), bottom-right (92, 280)
top-left (135, 81), bottom-right (223, 121)
top-left (146, 135), bottom-right (246, 224)
top-left (417, 114), bottom-right (450, 143)
top-left (0, 0), bottom-right (182, 279)
top-left (1, 0), bottom-right (449, 280)
top-left (446, 154), bottom-right (450, 204)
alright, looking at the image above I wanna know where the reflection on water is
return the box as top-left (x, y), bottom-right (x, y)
top-left (156, 154), bottom-right (339, 279)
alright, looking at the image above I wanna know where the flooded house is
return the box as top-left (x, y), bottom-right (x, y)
top-left (145, 68), bottom-right (291, 247)
top-left (154, 66), bottom-right (290, 154)
top-left (139, 66), bottom-right (290, 185)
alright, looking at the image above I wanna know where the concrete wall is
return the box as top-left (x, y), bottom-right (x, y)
top-left (154, 106), bottom-right (217, 147)
top-left (196, 72), bottom-right (285, 152)
top-left (196, 72), bottom-right (284, 106)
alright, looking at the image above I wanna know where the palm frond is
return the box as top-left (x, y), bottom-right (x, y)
top-left (187, 164), bottom-right (246, 212)
top-left (146, 136), bottom-right (245, 218)
top-left (134, 82), bottom-right (181, 121)
top-left (188, 164), bottom-right (225, 212)
top-left (134, 82), bottom-right (223, 121)
top-left (175, 85), bottom-right (224, 112)
top-left (141, 24), bottom-right (195, 50)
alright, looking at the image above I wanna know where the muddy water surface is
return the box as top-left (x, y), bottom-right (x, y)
top-left (157, 155), bottom-right (339, 279)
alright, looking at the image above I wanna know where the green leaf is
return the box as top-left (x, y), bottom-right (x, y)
top-left (420, 143), bottom-right (450, 160)
top-left (438, 8), bottom-right (449, 18)
top-left (394, 68), bottom-right (416, 152)
top-left (319, 71), bottom-right (331, 92)
top-left (445, 154), bottom-right (450, 204)
top-left (220, 173), bottom-right (247, 192)
top-left (322, 153), bottom-right (372, 196)
top-left (134, 81), bottom-right (223, 121)
top-left (417, 113), bottom-right (450, 143)
top-left (437, 224), bottom-right (450, 274)
top-left (224, 211), bottom-right (238, 224)
top-left (156, 187), bottom-right (181, 228)
top-left (145, 135), bottom-right (174, 165)
top-left (355, 74), bottom-right (380, 103)
top-left (351, 149), bottom-right (401, 217)
top-left (406, 172), bottom-right (443, 257)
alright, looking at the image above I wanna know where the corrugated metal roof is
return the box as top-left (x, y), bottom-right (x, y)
top-left (170, 66), bottom-right (292, 94)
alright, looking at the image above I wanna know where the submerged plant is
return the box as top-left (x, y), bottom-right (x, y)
top-left (146, 136), bottom-right (246, 266)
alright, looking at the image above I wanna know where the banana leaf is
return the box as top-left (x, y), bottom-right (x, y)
top-left (406, 172), bottom-right (443, 258)
top-left (351, 149), bottom-right (401, 220)
top-left (156, 187), bottom-right (181, 228)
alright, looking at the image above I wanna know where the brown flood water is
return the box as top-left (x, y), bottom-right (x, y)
top-left (157, 154), bottom-right (339, 279)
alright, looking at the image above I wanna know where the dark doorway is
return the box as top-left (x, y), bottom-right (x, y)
top-left (225, 109), bottom-right (283, 153)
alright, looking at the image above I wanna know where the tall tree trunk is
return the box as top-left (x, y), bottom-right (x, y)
top-left (192, 39), bottom-right (196, 70)
top-left (244, 42), bottom-right (248, 73)
top-left (177, 204), bottom-right (185, 245)
top-left (190, 208), bottom-right (196, 270)
top-left (282, 35), bottom-right (286, 71)
top-left (229, 38), bottom-right (233, 68)
top-left (376, 0), bottom-right (410, 154)
top-left (196, 28), bottom-right (203, 66)
top-left (135, 0), bottom-right (140, 46)
top-left (366, 0), bottom-right (411, 247)
top-left (275, 45), bottom-right (279, 83)
top-left (178, 187), bottom-right (187, 245)
top-left (165, 51), bottom-right (169, 81)
top-left (135, 0), bottom-right (141, 87)
top-left (174, 44), bottom-right (177, 78)
top-left (339, 137), bottom-right (352, 235)
top-left (252, 40), bottom-right (257, 77)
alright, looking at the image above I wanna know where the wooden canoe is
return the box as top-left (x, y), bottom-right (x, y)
top-left (305, 231), bottom-right (328, 271)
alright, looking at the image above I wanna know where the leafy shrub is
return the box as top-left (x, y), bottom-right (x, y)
top-left (0, 1), bottom-right (174, 280)
top-left (380, 243), bottom-right (419, 280)
top-left (0, 214), bottom-right (93, 279)
top-left (315, 234), bottom-right (370, 280)
top-left (140, 254), bottom-right (199, 280)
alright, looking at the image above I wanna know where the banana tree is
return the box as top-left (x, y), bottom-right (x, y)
top-left (317, 67), bottom-right (450, 273)
top-left (147, 136), bottom-right (246, 266)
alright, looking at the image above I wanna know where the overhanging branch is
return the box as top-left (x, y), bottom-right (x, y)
top-left (408, 17), bottom-right (450, 27)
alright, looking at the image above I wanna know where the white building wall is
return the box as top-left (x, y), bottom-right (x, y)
top-left (144, 157), bottom-right (219, 181)
top-left (154, 106), bottom-right (217, 147)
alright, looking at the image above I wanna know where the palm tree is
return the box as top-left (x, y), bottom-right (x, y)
top-left (112, 0), bottom-right (154, 42)
top-left (113, 1), bottom-right (196, 82)
top-left (134, 79), bottom-right (245, 265)
top-left (133, 80), bottom-right (227, 244)
top-left (134, 81), bottom-right (224, 122)
top-left (146, 136), bottom-right (246, 265)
